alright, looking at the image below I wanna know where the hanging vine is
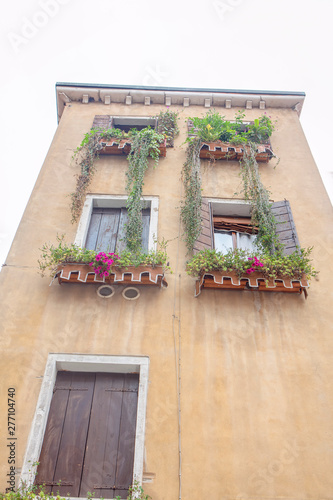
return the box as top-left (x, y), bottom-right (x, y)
top-left (181, 111), bottom-right (280, 255)
top-left (70, 110), bottom-right (178, 225)
top-left (70, 129), bottom-right (102, 223)
top-left (240, 143), bottom-right (281, 253)
top-left (125, 128), bottom-right (164, 252)
top-left (180, 137), bottom-right (203, 254)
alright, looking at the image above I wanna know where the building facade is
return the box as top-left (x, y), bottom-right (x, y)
top-left (1, 83), bottom-right (333, 500)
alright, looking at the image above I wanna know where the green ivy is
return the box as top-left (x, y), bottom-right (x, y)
top-left (240, 143), bottom-right (280, 253)
top-left (70, 117), bottom-right (172, 244)
top-left (180, 137), bottom-right (202, 254)
top-left (70, 129), bottom-right (102, 222)
top-left (125, 128), bottom-right (164, 252)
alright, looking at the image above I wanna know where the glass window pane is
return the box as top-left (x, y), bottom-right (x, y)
top-left (237, 232), bottom-right (257, 251)
top-left (214, 231), bottom-right (233, 254)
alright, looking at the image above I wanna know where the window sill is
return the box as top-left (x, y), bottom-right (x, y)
top-left (199, 141), bottom-right (273, 162)
top-left (195, 270), bottom-right (308, 297)
top-left (54, 263), bottom-right (168, 287)
top-left (99, 138), bottom-right (167, 157)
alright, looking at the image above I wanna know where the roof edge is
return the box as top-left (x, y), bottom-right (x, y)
top-left (55, 82), bottom-right (306, 122)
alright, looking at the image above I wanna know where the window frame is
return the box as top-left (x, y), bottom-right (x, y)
top-left (211, 199), bottom-right (256, 252)
top-left (112, 116), bottom-right (157, 131)
top-left (194, 198), bottom-right (300, 256)
top-left (20, 354), bottom-right (149, 498)
top-left (74, 195), bottom-right (159, 252)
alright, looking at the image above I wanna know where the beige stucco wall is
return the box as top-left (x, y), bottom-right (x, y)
top-left (1, 98), bottom-right (333, 500)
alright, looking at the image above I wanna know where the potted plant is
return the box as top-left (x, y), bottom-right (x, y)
top-left (188, 111), bottom-right (274, 163)
top-left (98, 127), bottom-right (167, 157)
top-left (186, 248), bottom-right (316, 297)
top-left (38, 236), bottom-right (170, 288)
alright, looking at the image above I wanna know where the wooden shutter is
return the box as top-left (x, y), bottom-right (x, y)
top-left (271, 200), bottom-right (300, 255)
top-left (92, 115), bottom-right (113, 130)
top-left (85, 207), bottom-right (150, 253)
top-left (80, 373), bottom-right (139, 499)
top-left (35, 372), bottom-right (96, 497)
top-left (85, 208), bottom-right (122, 253)
top-left (193, 198), bottom-right (214, 253)
top-left (36, 372), bottom-right (139, 499)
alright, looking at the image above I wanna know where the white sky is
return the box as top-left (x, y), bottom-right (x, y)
top-left (1, 0), bottom-right (332, 267)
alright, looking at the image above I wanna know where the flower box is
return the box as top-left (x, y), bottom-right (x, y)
top-left (54, 263), bottom-right (168, 287)
top-left (99, 138), bottom-right (167, 157)
top-left (199, 142), bottom-right (273, 163)
top-left (195, 270), bottom-right (308, 297)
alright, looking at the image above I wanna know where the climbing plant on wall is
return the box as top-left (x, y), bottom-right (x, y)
top-left (181, 111), bottom-right (278, 254)
top-left (240, 142), bottom-right (280, 253)
top-left (70, 129), bottom-right (102, 223)
top-left (180, 137), bottom-right (203, 254)
top-left (125, 128), bottom-right (164, 252)
top-left (70, 111), bottom-right (177, 252)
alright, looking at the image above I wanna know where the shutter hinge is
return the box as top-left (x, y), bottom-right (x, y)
top-left (54, 387), bottom-right (88, 393)
top-left (94, 485), bottom-right (129, 490)
top-left (36, 481), bottom-right (73, 486)
top-left (105, 388), bottom-right (138, 393)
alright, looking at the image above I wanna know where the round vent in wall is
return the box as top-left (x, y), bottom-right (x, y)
top-left (97, 285), bottom-right (115, 298)
top-left (122, 287), bottom-right (140, 301)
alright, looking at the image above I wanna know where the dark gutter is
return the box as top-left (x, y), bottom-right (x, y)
top-left (55, 82), bottom-right (306, 97)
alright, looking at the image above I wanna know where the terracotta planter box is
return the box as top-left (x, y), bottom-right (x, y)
top-left (195, 270), bottom-right (308, 297)
top-left (98, 138), bottom-right (167, 157)
top-left (199, 142), bottom-right (273, 163)
top-left (54, 263), bottom-right (168, 287)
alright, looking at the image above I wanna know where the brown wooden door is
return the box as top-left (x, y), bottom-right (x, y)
top-left (35, 372), bottom-right (139, 499)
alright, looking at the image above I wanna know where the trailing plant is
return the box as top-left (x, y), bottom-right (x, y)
top-left (38, 235), bottom-right (170, 278)
top-left (0, 480), bottom-right (150, 500)
top-left (70, 128), bottom-right (103, 223)
top-left (124, 481), bottom-right (151, 500)
top-left (186, 247), bottom-right (317, 282)
top-left (125, 127), bottom-right (164, 252)
top-left (70, 123), bottom-right (165, 225)
top-left (180, 137), bottom-right (202, 254)
top-left (99, 127), bottom-right (139, 141)
top-left (240, 143), bottom-right (280, 253)
top-left (0, 483), bottom-right (67, 500)
top-left (157, 109), bottom-right (179, 146)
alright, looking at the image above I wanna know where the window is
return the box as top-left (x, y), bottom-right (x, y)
top-left (85, 207), bottom-right (150, 253)
top-left (194, 198), bottom-right (300, 255)
top-left (213, 215), bottom-right (257, 254)
top-left (75, 195), bottom-right (159, 253)
top-left (21, 354), bottom-right (149, 500)
top-left (92, 115), bottom-right (157, 133)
